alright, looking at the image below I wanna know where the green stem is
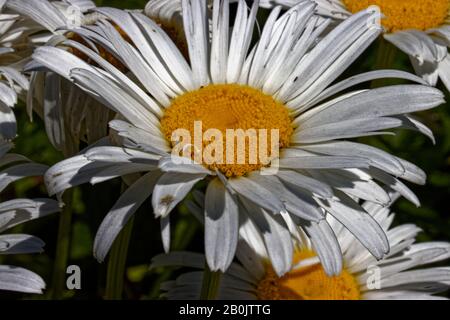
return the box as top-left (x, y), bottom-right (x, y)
top-left (104, 215), bottom-right (135, 300)
top-left (200, 264), bottom-right (222, 300)
top-left (371, 37), bottom-right (398, 88)
top-left (50, 189), bottom-right (74, 300)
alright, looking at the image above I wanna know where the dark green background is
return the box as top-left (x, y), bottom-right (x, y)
top-left (0, 0), bottom-right (449, 299)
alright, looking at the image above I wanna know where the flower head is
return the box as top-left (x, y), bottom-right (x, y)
top-left (35, 0), bottom-right (444, 276)
top-left (153, 195), bottom-right (450, 300)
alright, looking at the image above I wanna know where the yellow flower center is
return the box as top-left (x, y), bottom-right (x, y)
top-left (343, 0), bottom-right (449, 32)
top-left (160, 84), bottom-right (293, 178)
top-left (256, 249), bottom-right (360, 300)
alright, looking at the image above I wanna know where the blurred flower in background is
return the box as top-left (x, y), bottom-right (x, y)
top-left (153, 195), bottom-right (450, 300)
top-left (261, 0), bottom-right (450, 93)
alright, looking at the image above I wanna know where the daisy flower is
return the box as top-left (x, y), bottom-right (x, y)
top-left (33, 0), bottom-right (444, 276)
top-left (152, 195), bottom-right (450, 300)
top-left (5, 0), bottom-right (112, 154)
top-left (0, 140), bottom-right (60, 294)
top-left (0, 0), bottom-right (83, 140)
top-left (261, 0), bottom-right (450, 92)
top-left (12, 0), bottom-right (189, 155)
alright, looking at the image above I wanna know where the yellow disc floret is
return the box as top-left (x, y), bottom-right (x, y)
top-left (257, 249), bottom-right (360, 300)
top-left (343, 0), bottom-right (449, 32)
top-left (160, 84), bottom-right (293, 178)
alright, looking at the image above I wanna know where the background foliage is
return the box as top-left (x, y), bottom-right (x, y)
top-left (0, 0), bottom-right (449, 299)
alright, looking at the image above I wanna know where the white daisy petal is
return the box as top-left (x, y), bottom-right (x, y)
top-left (228, 175), bottom-right (285, 214)
top-left (292, 117), bottom-right (403, 144)
top-left (241, 198), bottom-right (293, 277)
top-left (316, 193), bottom-right (390, 260)
top-left (287, 24), bottom-right (381, 108)
top-left (279, 154), bottom-right (371, 169)
top-left (109, 120), bottom-right (170, 155)
top-left (0, 103), bottom-right (17, 140)
top-left (234, 239), bottom-right (265, 282)
top-left (0, 265), bottom-right (45, 294)
top-left (70, 68), bottom-right (160, 132)
top-left (299, 142), bottom-right (405, 177)
top-left (384, 30), bottom-right (440, 65)
top-left (210, 0), bottom-right (229, 84)
top-left (182, 0), bottom-right (210, 87)
top-left (276, 169), bottom-right (334, 199)
top-left (318, 170), bottom-right (391, 205)
top-left (161, 215), bottom-right (171, 253)
top-left (43, 72), bottom-right (65, 150)
top-left (437, 55), bottom-right (450, 92)
top-left (0, 234), bottom-right (44, 255)
top-left (44, 151), bottom-right (152, 196)
top-left (306, 70), bottom-right (428, 109)
top-left (0, 198), bottom-right (60, 233)
top-left (261, 2), bottom-right (319, 94)
top-left (31, 46), bottom-right (95, 81)
top-left (6, 0), bottom-right (66, 32)
top-left (363, 290), bottom-right (448, 300)
top-left (396, 157), bottom-right (427, 185)
top-left (84, 146), bottom-right (160, 165)
top-left (94, 7), bottom-right (185, 94)
top-left (94, 172), bottom-right (160, 263)
top-left (227, 0), bottom-right (258, 83)
top-left (131, 12), bottom-right (195, 92)
top-left (248, 6), bottom-right (282, 88)
top-left (95, 20), bottom-right (173, 106)
top-left (377, 268), bottom-right (450, 290)
top-left (152, 172), bottom-right (206, 218)
top-left (366, 167), bottom-right (420, 207)
top-left (158, 156), bottom-right (213, 175)
top-left (205, 178), bottom-right (239, 272)
top-left (302, 219), bottom-right (343, 276)
top-left (0, 163), bottom-right (48, 193)
top-left (61, 38), bottom-right (165, 119)
top-left (398, 115), bottom-right (435, 144)
top-left (278, 8), bottom-right (380, 102)
top-left (297, 85), bottom-right (444, 130)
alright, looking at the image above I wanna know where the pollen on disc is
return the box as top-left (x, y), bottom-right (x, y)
top-left (343, 0), bottom-right (449, 32)
top-left (256, 249), bottom-right (361, 300)
top-left (160, 84), bottom-right (294, 178)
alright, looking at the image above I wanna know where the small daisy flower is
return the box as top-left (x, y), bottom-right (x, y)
top-left (11, 0), bottom-right (188, 155)
top-left (6, 0), bottom-right (112, 154)
top-left (261, 0), bottom-right (450, 92)
top-left (0, 0), bottom-right (82, 140)
top-left (34, 0), bottom-right (444, 276)
top-left (153, 195), bottom-right (450, 300)
top-left (0, 140), bottom-right (60, 294)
